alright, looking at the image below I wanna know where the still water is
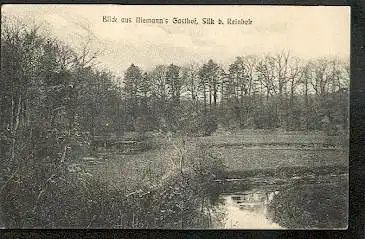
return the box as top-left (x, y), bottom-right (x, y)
top-left (219, 190), bottom-right (282, 229)
top-left (211, 174), bottom-right (348, 229)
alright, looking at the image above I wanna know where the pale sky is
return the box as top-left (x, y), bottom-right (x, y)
top-left (2, 5), bottom-right (350, 75)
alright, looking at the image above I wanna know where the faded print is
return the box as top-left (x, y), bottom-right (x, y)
top-left (0, 5), bottom-right (349, 229)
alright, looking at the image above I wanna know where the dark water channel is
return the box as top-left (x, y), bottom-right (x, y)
top-left (209, 173), bottom-right (348, 229)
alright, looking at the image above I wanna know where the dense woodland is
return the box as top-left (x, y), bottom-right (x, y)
top-left (1, 23), bottom-right (350, 140)
top-left (120, 56), bottom-right (349, 135)
top-left (0, 21), bottom-right (349, 228)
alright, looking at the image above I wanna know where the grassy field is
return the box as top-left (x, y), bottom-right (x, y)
top-left (81, 149), bottom-right (171, 192)
top-left (201, 129), bottom-right (348, 173)
top-left (206, 129), bottom-right (348, 147)
top-left (81, 130), bottom-right (348, 188)
top-left (215, 146), bottom-right (348, 172)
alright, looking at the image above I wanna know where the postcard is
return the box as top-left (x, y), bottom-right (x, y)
top-left (0, 4), bottom-right (349, 229)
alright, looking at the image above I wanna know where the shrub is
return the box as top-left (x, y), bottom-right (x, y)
top-left (267, 182), bottom-right (348, 229)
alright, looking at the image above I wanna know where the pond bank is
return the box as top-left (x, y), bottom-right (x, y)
top-left (75, 131), bottom-right (348, 229)
top-left (222, 164), bottom-right (348, 179)
top-left (210, 173), bottom-right (348, 229)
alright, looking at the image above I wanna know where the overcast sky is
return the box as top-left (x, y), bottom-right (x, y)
top-left (2, 5), bottom-right (350, 75)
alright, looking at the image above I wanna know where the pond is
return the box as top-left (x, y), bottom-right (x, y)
top-left (210, 174), bottom-right (348, 229)
top-left (216, 190), bottom-right (282, 229)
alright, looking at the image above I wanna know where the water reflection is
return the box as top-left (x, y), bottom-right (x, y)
top-left (212, 176), bottom-right (348, 229)
top-left (216, 190), bottom-right (282, 229)
top-left (116, 176), bottom-right (348, 229)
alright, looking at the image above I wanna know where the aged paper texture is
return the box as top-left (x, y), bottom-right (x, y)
top-left (1, 5), bottom-right (349, 229)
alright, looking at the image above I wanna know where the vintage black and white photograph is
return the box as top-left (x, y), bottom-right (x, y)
top-left (0, 5), bottom-right (350, 229)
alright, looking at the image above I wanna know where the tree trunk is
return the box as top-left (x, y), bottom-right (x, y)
top-left (240, 86), bottom-right (244, 128)
top-left (208, 83), bottom-right (212, 111)
top-left (304, 77), bottom-right (309, 131)
top-left (203, 85), bottom-right (207, 117)
top-left (213, 82), bottom-right (217, 110)
top-left (289, 81), bottom-right (295, 130)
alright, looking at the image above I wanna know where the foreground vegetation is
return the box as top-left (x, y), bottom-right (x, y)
top-left (1, 138), bottom-right (226, 228)
top-left (268, 181), bottom-right (348, 229)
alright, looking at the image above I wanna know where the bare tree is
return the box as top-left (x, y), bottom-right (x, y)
top-left (182, 64), bottom-right (197, 101)
top-left (256, 55), bottom-right (278, 101)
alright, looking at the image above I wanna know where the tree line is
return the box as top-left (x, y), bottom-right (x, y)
top-left (121, 54), bottom-right (349, 136)
top-left (1, 22), bottom-right (350, 144)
